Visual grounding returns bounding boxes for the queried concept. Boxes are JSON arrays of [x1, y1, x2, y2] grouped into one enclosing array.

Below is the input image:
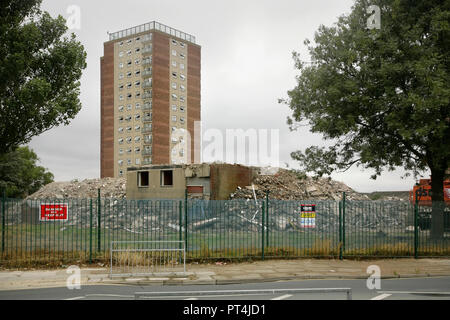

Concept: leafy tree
[[0, 0, 87, 155], [281, 0, 449, 238], [0, 146, 54, 198]]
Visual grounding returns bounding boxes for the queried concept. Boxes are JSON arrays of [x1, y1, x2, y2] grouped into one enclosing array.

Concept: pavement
[[0, 258, 450, 291]]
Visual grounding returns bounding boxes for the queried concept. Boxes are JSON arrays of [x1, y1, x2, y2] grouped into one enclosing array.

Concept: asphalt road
[[0, 277, 449, 300]]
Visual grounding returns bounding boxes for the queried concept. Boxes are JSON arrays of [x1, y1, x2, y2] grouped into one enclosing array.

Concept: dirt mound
[[27, 177, 126, 199], [230, 169, 369, 201]]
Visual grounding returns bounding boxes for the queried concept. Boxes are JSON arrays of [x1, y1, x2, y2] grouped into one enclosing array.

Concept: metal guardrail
[[134, 288, 352, 300], [110, 241, 185, 278]]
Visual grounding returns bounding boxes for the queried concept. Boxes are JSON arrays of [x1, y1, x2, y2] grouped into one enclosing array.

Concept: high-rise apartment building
[[100, 21, 201, 178]]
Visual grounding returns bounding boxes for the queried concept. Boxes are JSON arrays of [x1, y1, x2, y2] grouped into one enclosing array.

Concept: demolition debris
[[230, 169, 370, 201]]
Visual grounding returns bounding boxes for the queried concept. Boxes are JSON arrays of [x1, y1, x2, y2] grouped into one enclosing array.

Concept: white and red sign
[[40, 204, 69, 221]]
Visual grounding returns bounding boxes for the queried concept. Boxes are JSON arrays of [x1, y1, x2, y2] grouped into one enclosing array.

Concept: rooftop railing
[[109, 21, 196, 44]]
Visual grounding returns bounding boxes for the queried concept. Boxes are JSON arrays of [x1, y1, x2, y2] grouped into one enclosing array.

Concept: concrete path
[[0, 258, 449, 290]]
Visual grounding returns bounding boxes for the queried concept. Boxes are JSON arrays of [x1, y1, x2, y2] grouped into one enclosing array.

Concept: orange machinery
[[409, 179, 450, 205], [409, 178, 450, 231]]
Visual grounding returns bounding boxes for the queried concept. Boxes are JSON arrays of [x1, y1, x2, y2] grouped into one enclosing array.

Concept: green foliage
[[282, 0, 449, 183], [0, 146, 54, 198], [0, 0, 87, 155]]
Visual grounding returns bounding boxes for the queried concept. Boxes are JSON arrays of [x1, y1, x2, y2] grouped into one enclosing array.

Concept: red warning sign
[[40, 204, 68, 221]]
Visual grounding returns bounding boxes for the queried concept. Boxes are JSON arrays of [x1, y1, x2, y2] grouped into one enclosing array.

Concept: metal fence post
[[339, 201, 343, 260], [1, 189, 5, 257], [184, 189, 188, 256], [342, 192, 346, 254], [414, 200, 419, 259], [179, 200, 182, 263], [89, 199, 93, 263], [261, 201, 265, 261], [97, 189, 101, 252], [265, 191, 269, 248]]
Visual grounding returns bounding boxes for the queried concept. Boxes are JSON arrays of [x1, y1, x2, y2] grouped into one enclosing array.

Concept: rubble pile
[[230, 169, 370, 201], [27, 178, 127, 199]]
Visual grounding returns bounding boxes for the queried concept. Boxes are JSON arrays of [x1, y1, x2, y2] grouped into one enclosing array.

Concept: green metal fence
[[0, 193, 449, 266]]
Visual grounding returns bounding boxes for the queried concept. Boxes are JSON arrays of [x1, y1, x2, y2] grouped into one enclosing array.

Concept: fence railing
[[0, 193, 449, 266]]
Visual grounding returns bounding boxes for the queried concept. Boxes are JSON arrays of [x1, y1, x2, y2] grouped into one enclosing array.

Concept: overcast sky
[[28, 0, 427, 193]]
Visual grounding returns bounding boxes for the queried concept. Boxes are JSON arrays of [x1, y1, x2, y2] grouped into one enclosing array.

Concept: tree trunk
[[430, 167, 445, 240]]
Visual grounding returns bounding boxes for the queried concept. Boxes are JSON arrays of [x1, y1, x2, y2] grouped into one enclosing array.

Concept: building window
[[135, 70, 141, 76], [171, 49, 177, 56], [118, 138, 124, 144], [127, 39, 132, 44], [118, 160, 123, 166], [126, 126, 132, 132], [160, 170, 173, 186], [135, 81, 141, 87], [171, 93, 177, 101], [134, 136, 141, 142], [119, 73, 124, 80], [119, 41, 124, 46], [119, 95, 124, 101], [118, 127, 124, 133], [172, 72, 177, 78], [135, 125, 141, 131], [180, 84, 185, 92], [180, 74, 186, 81], [127, 148, 132, 154], [179, 96, 185, 102], [127, 93, 132, 99], [126, 137, 132, 143], [135, 48, 140, 53], [179, 42, 185, 48], [119, 62, 124, 69], [179, 53, 185, 59], [127, 83, 132, 89], [135, 147, 141, 154], [135, 114, 141, 121], [127, 71, 132, 78], [135, 92, 141, 99], [180, 117, 185, 124], [172, 82, 177, 90], [119, 105, 124, 112], [179, 106, 185, 112], [138, 171, 149, 187], [135, 158, 141, 165], [171, 105, 177, 111], [118, 116, 124, 123], [180, 63, 185, 70], [171, 39, 177, 46], [127, 50, 132, 56], [127, 60, 132, 66], [126, 104, 132, 111], [119, 149, 124, 155], [172, 61, 177, 67], [127, 159, 132, 165], [172, 115, 177, 122], [119, 170, 123, 177], [135, 103, 141, 109]]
